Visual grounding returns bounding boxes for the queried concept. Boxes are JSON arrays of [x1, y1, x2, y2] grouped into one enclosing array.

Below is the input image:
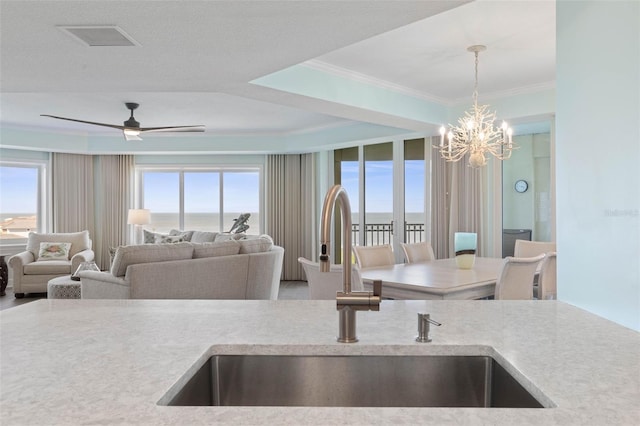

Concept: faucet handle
[[372, 279, 382, 297], [368, 279, 382, 311]]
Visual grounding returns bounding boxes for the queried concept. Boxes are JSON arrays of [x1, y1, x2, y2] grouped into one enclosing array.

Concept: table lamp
[[127, 208, 150, 244]]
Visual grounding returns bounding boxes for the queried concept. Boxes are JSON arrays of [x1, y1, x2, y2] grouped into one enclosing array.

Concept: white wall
[[556, 1, 640, 330]]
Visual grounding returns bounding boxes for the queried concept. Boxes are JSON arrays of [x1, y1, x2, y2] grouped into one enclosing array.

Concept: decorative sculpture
[[229, 213, 250, 234]]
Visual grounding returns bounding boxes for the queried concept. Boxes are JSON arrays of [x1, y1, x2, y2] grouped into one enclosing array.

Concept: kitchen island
[[1, 299, 638, 425]]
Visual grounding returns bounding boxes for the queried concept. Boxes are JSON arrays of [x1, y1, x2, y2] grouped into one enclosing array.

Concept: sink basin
[[164, 355, 545, 408]]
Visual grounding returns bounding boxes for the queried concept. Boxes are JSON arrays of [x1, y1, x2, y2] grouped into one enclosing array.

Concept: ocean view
[[0, 212, 426, 241]]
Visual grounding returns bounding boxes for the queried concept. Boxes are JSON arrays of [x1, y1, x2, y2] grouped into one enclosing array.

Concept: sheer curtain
[[265, 153, 316, 280], [52, 152, 95, 236], [93, 155, 134, 269]]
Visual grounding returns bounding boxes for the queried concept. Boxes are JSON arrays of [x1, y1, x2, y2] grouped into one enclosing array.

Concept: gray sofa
[[80, 237, 283, 300]]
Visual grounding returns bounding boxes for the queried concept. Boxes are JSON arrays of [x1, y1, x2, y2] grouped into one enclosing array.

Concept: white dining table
[[360, 257, 507, 300]]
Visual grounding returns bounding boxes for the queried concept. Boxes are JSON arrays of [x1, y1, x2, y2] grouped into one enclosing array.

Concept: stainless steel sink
[[164, 355, 545, 408]]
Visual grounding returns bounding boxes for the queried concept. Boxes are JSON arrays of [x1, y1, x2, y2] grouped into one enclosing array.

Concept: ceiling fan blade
[[41, 114, 126, 130], [140, 125, 205, 134]]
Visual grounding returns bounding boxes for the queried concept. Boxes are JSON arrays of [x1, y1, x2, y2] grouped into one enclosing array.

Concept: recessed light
[[57, 25, 140, 47]]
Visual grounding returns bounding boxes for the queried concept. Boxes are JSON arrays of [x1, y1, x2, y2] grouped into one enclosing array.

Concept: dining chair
[[352, 244, 395, 269], [298, 257, 364, 300], [513, 240, 556, 258], [513, 240, 556, 296], [536, 252, 557, 300], [400, 242, 435, 263], [494, 254, 545, 300]]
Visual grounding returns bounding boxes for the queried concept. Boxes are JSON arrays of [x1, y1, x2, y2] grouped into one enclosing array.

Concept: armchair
[[8, 231, 94, 298]]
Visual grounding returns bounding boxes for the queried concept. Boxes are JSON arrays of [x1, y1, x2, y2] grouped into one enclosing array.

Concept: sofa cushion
[[110, 242, 194, 277], [27, 231, 91, 260], [238, 235, 274, 254], [38, 242, 71, 261], [24, 260, 72, 275], [169, 229, 195, 241], [192, 240, 241, 259], [189, 231, 218, 243]]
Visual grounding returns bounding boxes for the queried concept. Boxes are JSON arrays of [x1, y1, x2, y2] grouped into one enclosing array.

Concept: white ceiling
[[0, 0, 555, 145]]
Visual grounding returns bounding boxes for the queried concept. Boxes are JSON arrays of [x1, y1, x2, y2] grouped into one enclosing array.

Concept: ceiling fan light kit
[[41, 102, 205, 141]]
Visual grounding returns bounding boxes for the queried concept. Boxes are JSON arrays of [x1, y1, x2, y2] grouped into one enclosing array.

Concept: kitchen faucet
[[319, 185, 382, 343]]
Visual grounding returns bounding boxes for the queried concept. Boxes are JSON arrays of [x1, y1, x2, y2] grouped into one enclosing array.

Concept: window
[[138, 167, 261, 234], [0, 162, 47, 241], [334, 139, 429, 261]]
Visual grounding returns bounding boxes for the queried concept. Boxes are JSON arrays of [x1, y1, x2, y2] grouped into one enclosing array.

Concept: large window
[[0, 162, 47, 241], [138, 167, 261, 234], [334, 139, 429, 262]]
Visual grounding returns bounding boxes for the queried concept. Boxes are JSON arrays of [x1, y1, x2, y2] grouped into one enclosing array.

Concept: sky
[[143, 171, 259, 213], [0, 163, 424, 216], [0, 166, 38, 213], [341, 160, 425, 213]]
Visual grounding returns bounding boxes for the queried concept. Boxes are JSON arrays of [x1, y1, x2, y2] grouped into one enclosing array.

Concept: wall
[[502, 133, 551, 242], [557, 1, 640, 330]]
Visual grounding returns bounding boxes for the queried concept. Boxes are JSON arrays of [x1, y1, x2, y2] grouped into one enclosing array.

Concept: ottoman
[[47, 275, 81, 299]]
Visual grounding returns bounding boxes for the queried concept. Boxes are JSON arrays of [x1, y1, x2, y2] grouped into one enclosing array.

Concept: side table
[[47, 275, 82, 299]]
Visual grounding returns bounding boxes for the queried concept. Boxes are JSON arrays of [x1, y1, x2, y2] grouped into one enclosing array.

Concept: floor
[[0, 281, 310, 311]]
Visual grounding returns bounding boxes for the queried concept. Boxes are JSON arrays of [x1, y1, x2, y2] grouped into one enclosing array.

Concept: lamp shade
[[127, 209, 150, 225]]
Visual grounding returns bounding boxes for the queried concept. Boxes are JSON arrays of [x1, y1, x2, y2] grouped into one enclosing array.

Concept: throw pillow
[[214, 233, 245, 242], [143, 229, 163, 244], [190, 231, 218, 243], [238, 234, 273, 254], [169, 229, 195, 241], [38, 242, 72, 261], [155, 235, 185, 244]]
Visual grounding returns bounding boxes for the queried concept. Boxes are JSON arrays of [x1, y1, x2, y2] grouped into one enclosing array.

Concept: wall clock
[[515, 179, 529, 193]]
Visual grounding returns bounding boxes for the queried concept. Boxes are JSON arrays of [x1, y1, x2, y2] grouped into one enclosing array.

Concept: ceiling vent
[[58, 25, 140, 47]]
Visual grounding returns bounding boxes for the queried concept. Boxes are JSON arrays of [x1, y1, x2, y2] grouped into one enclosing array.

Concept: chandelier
[[437, 45, 513, 168]]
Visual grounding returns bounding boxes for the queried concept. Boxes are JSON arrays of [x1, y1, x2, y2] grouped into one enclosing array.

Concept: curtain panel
[[93, 155, 134, 269], [430, 140, 484, 258], [265, 153, 316, 281], [52, 152, 96, 238], [51, 153, 133, 270]]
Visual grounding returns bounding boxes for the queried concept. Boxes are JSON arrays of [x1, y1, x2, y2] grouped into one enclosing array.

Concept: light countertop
[[1, 299, 639, 425]]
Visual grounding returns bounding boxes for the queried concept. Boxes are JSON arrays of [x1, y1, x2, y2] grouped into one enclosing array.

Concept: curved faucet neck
[[320, 185, 352, 294]]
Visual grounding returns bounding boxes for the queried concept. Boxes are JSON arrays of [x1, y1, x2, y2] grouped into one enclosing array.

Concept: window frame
[[135, 165, 264, 234], [0, 160, 49, 245]]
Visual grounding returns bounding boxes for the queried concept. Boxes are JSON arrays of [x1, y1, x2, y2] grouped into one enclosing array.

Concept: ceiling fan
[[41, 102, 205, 141]]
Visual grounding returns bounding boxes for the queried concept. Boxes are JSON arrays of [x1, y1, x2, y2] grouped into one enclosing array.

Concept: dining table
[[360, 257, 507, 300]]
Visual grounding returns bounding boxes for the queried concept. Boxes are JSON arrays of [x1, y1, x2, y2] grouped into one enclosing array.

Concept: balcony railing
[[351, 222, 425, 245]]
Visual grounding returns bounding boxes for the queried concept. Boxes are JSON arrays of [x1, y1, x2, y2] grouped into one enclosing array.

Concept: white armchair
[[8, 231, 94, 298]]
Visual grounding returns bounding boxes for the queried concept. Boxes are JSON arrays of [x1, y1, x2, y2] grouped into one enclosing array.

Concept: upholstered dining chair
[[536, 252, 557, 300], [352, 244, 395, 269], [298, 257, 364, 300], [513, 240, 556, 258], [514, 240, 556, 296], [494, 254, 545, 300], [400, 242, 435, 264]]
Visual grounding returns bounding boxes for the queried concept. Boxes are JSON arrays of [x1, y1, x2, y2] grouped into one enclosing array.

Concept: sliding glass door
[[334, 139, 429, 263]]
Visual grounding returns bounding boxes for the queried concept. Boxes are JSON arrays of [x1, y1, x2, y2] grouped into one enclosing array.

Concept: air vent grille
[[58, 26, 139, 47]]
